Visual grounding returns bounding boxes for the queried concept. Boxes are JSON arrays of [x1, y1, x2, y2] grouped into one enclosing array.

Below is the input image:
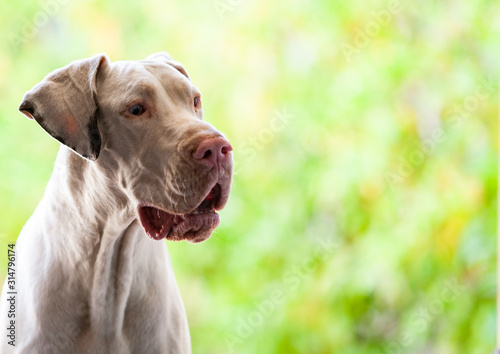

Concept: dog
[[0, 52, 233, 353]]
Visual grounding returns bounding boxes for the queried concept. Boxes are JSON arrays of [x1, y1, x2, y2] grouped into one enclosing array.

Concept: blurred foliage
[[0, 0, 497, 353]]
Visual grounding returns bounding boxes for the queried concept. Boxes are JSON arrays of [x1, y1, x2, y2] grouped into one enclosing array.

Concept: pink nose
[[193, 137, 233, 169]]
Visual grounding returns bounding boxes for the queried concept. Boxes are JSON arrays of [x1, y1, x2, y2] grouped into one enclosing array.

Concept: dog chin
[[138, 206, 220, 242], [137, 184, 223, 242], [168, 212, 220, 243]]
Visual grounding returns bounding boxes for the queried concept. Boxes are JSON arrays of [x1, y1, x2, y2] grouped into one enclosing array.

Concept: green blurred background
[[0, 0, 497, 353]]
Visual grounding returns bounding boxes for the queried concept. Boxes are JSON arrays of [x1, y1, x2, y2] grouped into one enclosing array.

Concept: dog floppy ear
[[146, 51, 190, 79], [19, 54, 109, 161]]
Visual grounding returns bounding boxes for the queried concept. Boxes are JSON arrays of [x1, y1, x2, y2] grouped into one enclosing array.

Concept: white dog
[[0, 52, 233, 353]]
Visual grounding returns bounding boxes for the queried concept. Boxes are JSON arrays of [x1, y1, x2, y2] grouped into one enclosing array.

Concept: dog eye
[[129, 104, 145, 116], [194, 96, 200, 108]]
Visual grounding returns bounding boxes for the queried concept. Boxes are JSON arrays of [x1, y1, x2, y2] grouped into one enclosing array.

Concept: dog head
[[19, 52, 233, 243]]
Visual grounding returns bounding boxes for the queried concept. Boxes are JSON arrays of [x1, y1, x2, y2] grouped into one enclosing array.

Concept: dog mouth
[[138, 184, 222, 243]]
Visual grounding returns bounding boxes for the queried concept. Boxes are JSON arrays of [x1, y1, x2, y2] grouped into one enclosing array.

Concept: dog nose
[[193, 137, 233, 169]]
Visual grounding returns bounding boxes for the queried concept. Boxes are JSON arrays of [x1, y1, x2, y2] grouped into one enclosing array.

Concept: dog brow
[[123, 81, 156, 101]]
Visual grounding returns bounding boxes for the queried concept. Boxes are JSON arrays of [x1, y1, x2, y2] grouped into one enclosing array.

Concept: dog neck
[[44, 146, 135, 252], [41, 146, 143, 337]]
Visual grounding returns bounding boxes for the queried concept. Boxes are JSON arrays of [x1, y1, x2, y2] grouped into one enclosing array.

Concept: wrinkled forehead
[[101, 59, 194, 101]]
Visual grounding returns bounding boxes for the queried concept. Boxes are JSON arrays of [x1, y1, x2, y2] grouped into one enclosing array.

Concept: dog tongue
[[139, 206, 176, 240]]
